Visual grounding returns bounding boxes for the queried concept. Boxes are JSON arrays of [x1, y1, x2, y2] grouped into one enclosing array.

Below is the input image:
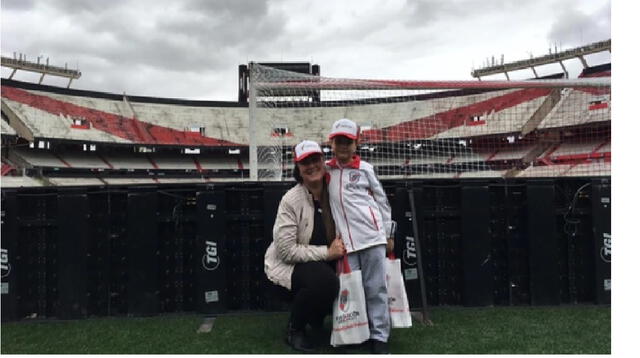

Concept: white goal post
[[248, 63, 611, 181]]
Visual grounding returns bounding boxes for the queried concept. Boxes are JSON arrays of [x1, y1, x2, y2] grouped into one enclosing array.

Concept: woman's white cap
[[294, 140, 323, 162]]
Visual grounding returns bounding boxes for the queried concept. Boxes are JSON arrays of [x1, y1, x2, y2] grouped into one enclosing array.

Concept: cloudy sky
[[2, 0, 611, 101]]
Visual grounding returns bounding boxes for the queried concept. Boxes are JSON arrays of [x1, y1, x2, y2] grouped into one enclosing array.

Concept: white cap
[[329, 118, 358, 140], [293, 140, 323, 162]]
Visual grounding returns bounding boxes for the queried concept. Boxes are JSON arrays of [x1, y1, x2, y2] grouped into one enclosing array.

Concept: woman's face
[[297, 153, 325, 184]]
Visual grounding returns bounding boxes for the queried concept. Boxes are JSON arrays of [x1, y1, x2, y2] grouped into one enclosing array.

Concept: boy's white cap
[[293, 140, 323, 162], [329, 118, 358, 140]]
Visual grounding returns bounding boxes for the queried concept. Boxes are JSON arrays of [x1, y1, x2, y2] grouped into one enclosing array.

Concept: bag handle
[[335, 256, 352, 275], [343, 256, 352, 274]]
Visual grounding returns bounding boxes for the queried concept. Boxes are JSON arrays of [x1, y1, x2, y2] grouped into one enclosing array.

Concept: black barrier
[[16, 191, 58, 319], [392, 186, 423, 310], [504, 185, 531, 305], [156, 189, 196, 313], [56, 189, 89, 319], [87, 191, 110, 317], [224, 186, 263, 310], [108, 191, 128, 315], [195, 189, 227, 314], [591, 179, 611, 304], [554, 180, 596, 304], [0, 178, 611, 321], [1, 191, 18, 321], [527, 182, 561, 305], [424, 184, 463, 306], [460, 184, 492, 306], [488, 184, 509, 305], [126, 190, 159, 315]]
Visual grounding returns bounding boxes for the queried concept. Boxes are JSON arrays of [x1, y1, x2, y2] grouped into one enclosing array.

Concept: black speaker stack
[[1, 178, 611, 321]]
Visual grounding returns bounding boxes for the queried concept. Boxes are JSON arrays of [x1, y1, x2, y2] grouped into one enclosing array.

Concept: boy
[[325, 118, 395, 354]]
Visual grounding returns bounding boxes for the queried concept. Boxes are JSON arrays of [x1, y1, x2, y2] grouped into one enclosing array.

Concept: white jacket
[[264, 183, 330, 290], [326, 155, 393, 253]]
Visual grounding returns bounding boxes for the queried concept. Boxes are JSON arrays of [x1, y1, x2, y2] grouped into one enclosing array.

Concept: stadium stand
[[0, 61, 611, 186], [46, 177, 106, 186], [57, 151, 112, 169], [539, 88, 610, 129], [490, 144, 537, 161], [151, 153, 200, 170], [1, 81, 246, 146], [518, 163, 574, 177], [1, 116, 17, 137], [0, 175, 43, 187], [435, 89, 551, 139], [10, 148, 67, 168], [103, 152, 155, 170], [198, 155, 245, 170]]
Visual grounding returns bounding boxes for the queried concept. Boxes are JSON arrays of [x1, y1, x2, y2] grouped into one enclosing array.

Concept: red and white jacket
[[326, 155, 393, 253]]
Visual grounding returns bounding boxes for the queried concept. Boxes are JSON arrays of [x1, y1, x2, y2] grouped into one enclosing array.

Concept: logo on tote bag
[[339, 289, 350, 312]]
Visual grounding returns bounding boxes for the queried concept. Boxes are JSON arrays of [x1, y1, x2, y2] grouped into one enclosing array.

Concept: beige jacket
[[264, 183, 330, 290]]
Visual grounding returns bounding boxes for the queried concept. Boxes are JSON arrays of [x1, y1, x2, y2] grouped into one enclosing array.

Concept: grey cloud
[[547, 2, 611, 47], [42, 0, 127, 14], [160, 9, 286, 53], [36, 0, 285, 73], [1, 0, 36, 11], [403, 0, 520, 27], [181, 0, 269, 19]]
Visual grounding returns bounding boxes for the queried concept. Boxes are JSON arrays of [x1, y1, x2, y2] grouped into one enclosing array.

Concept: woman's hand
[[386, 238, 395, 255], [327, 235, 346, 260]]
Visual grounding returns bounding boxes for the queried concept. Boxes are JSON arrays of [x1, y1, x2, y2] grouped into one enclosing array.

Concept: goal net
[[249, 63, 611, 181]]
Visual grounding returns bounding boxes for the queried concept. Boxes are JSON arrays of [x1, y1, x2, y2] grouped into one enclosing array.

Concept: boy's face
[[331, 135, 357, 163]]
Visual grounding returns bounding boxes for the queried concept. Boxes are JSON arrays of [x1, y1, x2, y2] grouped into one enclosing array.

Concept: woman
[[264, 140, 346, 353]]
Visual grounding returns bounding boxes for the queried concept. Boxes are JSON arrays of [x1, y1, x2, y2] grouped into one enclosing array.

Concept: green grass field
[[1, 305, 610, 354]]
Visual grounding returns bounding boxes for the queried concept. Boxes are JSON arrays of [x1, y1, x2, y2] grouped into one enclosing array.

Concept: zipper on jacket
[[339, 167, 355, 250], [369, 206, 379, 231]]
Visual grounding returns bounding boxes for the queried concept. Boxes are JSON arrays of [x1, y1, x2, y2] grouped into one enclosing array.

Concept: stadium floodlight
[[471, 39, 611, 80], [1, 53, 81, 88]]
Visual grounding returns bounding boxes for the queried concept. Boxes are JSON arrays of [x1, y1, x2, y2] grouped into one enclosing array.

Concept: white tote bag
[[385, 253, 412, 328], [330, 257, 371, 346]]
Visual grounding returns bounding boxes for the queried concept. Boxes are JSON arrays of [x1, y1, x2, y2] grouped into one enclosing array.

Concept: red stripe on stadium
[[485, 150, 500, 161], [589, 102, 608, 110], [98, 154, 114, 169], [53, 153, 73, 168], [1, 86, 241, 146], [193, 157, 204, 173], [466, 119, 486, 126], [360, 88, 552, 142], [591, 140, 610, 155], [146, 154, 159, 169], [1, 162, 15, 176]]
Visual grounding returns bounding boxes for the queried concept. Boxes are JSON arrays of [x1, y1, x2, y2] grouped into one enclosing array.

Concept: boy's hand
[[386, 238, 394, 255]]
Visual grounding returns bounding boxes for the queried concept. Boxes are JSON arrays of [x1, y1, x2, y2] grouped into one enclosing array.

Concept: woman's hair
[[292, 154, 335, 244], [319, 178, 336, 245], [293, 164, 303, 183]]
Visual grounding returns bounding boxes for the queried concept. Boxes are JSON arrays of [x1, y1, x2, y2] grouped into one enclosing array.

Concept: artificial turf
[[0, 305, 610, 354]]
